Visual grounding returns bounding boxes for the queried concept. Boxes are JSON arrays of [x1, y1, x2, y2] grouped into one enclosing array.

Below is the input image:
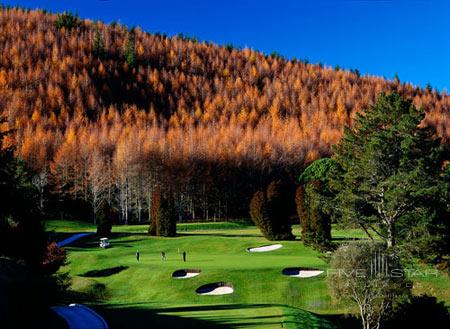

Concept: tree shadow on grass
[[149, 303, 270, 313], [321, 314, 360, 329], [80, 266, 129, 278], [107, 238, 148, 245], [331, 237, 369, 241], [49, 302, 346, 329], [109, 232, 149, 238], [385, 295, 450, 329], [92, 304, 234, 329], [61, 282, 109, 304], [90, 303, 345, 328], [177, 232, 262, 238], [322, 295, 450, 329]]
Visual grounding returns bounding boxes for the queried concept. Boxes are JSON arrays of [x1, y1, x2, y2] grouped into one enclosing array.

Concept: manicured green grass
[[45, 219, 96, 232], [45, 219, 250, 234], [48, 219, 449, 328], [411, 263, 450, 307], [177, 221, 251, 231]]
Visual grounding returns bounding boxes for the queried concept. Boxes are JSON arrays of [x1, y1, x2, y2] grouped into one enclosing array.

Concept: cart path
[[52, 304, 108, 329], [56, 232, 95, 247]]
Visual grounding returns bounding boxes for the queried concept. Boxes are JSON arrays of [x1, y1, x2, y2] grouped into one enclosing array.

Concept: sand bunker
[[282, 267, 324, 278], [247, 244, 283, 252], [172, 269, 201, 279], [196, 282, 234, 295]]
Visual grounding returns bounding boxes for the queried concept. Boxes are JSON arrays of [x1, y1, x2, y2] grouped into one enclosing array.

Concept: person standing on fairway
[[182, 251, 186, 262], [161, 251, 166, 261], [136, 250, 140, 262]]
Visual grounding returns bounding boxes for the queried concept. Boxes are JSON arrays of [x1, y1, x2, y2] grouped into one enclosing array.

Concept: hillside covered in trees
[[0, 7, 449, 222]]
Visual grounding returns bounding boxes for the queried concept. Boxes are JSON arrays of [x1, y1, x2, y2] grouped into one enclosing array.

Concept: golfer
[[182, 251, 186, 262], [136, 250, 140, 262], [161, 251, 166, 261]]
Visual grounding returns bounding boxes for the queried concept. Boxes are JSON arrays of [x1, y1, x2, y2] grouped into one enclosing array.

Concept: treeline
[[0, 125, 68, 327], [0, 7, 449, 222]]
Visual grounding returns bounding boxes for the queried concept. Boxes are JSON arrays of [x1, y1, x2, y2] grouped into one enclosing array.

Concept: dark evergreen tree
[[148, 186, 160, 236], [331, 93, 448, 254], [298, 157, 338, 184], [250, 181, 294, 241], [96, 200, 112, 237], [92, 28, 105, 57], [124, 33, 136, 67], [306, 180, 331, 247], [249, 190, 272, 239], [0, 124, 67, 327], [266, 180, 294, 240], [297, 158, 336, 248], [148, 186, 176, 237], [295, 185, 310, 241], [156, 195, 177, 237], [0, 130, 46, 267], [295, 181, 331, 249], [54, 12, 80, 30]]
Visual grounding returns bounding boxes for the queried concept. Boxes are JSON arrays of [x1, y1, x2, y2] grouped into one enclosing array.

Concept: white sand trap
[[178, 272, 199, 279], [247, 244, 283, 252], [282, 267, 324, 278], [196, 282, 234, 295], [172, 269, 201, 279], [292, 270, 324, 278], [200, 286, 234, 295]]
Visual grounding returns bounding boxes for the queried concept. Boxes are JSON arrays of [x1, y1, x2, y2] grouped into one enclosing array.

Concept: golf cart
[[99, 237, 110, 248]]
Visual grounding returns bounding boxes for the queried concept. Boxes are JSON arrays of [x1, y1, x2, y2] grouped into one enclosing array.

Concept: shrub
[[41, 242, 67, 275], [249, 190, 272, 239], [328, 243, 410, 329], [250, 180, 294, 241]]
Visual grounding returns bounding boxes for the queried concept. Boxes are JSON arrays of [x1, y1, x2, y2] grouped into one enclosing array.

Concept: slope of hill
[[0, 7, 449, 221]]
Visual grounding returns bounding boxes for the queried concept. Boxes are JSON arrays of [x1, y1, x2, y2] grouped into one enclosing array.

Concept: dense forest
[[0, 7, 449, 223]]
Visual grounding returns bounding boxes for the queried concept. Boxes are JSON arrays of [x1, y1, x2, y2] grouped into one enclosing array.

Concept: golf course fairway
[[47, 221, 450, 329]]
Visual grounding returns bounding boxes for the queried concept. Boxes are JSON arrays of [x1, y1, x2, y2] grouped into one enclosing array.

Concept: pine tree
[[249, 190, 272, 240], [124, 33, 136, 67], [156, 195, 177, 237], [148, 187, 176, 237], [266, 180, 294, 240], [306, 180, 331, 248], [54, 12, 79, 30], [92, 28, 105, 57], [331, 93, 448, 251], [0, 127, 46, 267], [295, 185, 310, 241], [96, 200, 112, 237], [0, 123, 68, 327], [148, 186, 160, 236], [250, 181, 294, 241]]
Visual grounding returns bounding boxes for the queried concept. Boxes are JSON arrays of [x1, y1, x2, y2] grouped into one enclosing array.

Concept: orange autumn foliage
[[0, 7, 448, 220]]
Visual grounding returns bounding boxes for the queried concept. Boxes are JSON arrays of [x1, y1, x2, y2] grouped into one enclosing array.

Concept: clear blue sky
[[2, 0, 450, 91]]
